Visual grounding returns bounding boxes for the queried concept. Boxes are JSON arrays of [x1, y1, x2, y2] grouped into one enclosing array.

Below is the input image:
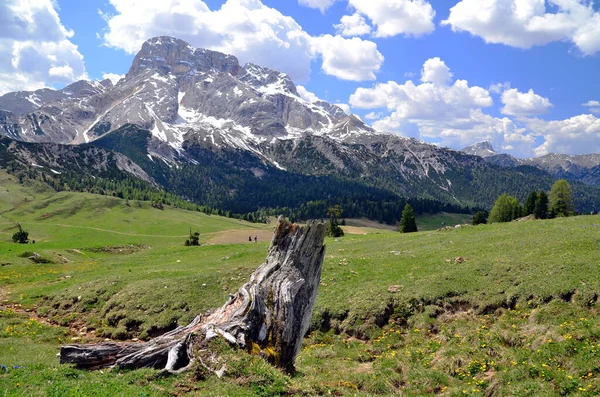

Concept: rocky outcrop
[[461, 141, 497, 158], [0, 36, 350, 148]]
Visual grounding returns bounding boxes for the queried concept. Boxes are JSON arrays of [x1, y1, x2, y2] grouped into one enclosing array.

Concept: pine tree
[[524, 191, 538, 216], [399, 204, 418, 233], [549, 179, 574, 217], [185, 229, 200, 246], [533, 191, 549, 219], [326, 205, 344, 237], [12, 224, 29, 244]]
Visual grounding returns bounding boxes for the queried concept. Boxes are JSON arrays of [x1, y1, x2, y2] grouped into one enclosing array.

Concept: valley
[[1, 175, 600, 395]]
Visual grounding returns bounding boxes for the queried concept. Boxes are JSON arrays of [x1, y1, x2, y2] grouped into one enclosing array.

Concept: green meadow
[[2, 171, 600, 396]]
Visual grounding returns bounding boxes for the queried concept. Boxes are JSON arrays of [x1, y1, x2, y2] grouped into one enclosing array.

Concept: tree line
[[483, 179, 576, 224]]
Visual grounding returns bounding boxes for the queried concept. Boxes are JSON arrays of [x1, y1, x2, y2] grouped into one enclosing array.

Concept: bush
[[326, 219, 344, 237], [489, 194, 521, 223], [12, 224, 29, 244], [472, 211, 488, 225], [185, 230, 200, 246]]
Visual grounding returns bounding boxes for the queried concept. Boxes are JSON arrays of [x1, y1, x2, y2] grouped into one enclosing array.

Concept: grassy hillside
[[343, 212, 473, 233], [416, 212, 474, 231], [2, 176, 600, 395]]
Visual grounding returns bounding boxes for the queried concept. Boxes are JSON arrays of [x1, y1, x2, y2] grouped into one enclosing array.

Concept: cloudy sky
[[1, 0, 600, 157]]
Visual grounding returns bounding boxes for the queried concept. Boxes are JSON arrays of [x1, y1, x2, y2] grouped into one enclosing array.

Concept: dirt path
[[341, 226, 370, 235], [207, 229, 275, 245], [23, 222, 190, 238]]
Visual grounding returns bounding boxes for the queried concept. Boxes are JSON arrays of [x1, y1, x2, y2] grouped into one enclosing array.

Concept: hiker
[[254, 235, 258, 243], [248, 236, 252, 242]]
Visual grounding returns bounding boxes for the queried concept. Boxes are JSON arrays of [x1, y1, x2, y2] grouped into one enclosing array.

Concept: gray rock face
[[522, 153, 600, 186], [128, 36, 241, 77], [461, 141, 497, 158], [463, 141, 600, 185], [2, 35, 599, 191], [0, 36, 348, 148], [0, 80, 112, 116], [0, 136, 153, 184], [0, 88, 67, 116]]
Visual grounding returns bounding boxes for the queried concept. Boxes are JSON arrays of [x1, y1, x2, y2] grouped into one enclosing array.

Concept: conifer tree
[[326, 205, 344, 237], [533, 191, 549, 219], [12, 224, 29, 244], [524, 191, 538, 216], [549, 180, 574, 217], [399, 204, 418, 233], [185, 229, 200, 246]]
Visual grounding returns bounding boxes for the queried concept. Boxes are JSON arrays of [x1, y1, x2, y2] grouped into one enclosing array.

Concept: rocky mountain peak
[[62, 79, 112, 98], [461, 141, 497, 157], [128, 36, 241, 78], [0, 78, 112, 116]]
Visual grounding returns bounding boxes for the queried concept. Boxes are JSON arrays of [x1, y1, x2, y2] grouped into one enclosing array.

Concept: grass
[[342, 212, 474, 233], [2, 171, 600, 395], [416, 212, 474, 231]]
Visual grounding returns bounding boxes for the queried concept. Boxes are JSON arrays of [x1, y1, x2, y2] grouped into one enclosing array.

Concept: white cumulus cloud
[[335, 13, 372, 37], [365, 111, 383, 120], [296, 85, 320, 103], [311, 35, 383, 81], [342, 0, 436, 38], [350, 57, 599, 157], [489, 82, 511, 94], [583, 100, 600, 115], [101, 0, 383, 82], [335, 103, 352, 114], [348, 57, 547, 156], [298, 0, 338, 12], [442, 0, 600, 55], [350, 58, 492, 120], [420, 57, 452, 86], [102, 73, 125, 85], [0, 0, 86, 95], [500, 88, 553, 117], [527, 114, 600, 156]]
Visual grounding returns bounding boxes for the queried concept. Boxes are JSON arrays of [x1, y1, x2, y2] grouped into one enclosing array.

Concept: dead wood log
[[60, 217, 326, 373]]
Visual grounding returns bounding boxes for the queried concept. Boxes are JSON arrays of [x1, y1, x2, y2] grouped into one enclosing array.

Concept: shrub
[[12, 224, 29, 244], [185, 230, 200, 246], [472, 211, 488, 225]]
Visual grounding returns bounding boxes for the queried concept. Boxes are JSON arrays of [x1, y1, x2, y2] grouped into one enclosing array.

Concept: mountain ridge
[[461, 141, 600, 186], [1, 36, 599, 216]]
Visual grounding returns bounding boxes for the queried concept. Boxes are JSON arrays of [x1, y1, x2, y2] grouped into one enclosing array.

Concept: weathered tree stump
[[60, 217, 326, 374]]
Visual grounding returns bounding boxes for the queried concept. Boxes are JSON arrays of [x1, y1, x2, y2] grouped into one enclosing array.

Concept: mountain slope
[[462, 141, 600, 186], [461, 141, 497, 158], [1, 36, 599, 216]]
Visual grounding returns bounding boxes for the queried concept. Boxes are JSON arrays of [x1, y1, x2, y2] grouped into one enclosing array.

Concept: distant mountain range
[[461, 142, 600, 186], [1, 36, 599, 216]]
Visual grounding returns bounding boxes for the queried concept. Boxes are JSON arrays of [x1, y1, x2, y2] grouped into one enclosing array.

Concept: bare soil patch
[[206, 229, 274, 245], [341, 226, 370, 235], [343, 218, 396, 230]]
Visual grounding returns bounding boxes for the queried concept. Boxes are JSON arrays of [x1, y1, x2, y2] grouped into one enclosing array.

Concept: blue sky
[[2, 0, 600, 157]]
